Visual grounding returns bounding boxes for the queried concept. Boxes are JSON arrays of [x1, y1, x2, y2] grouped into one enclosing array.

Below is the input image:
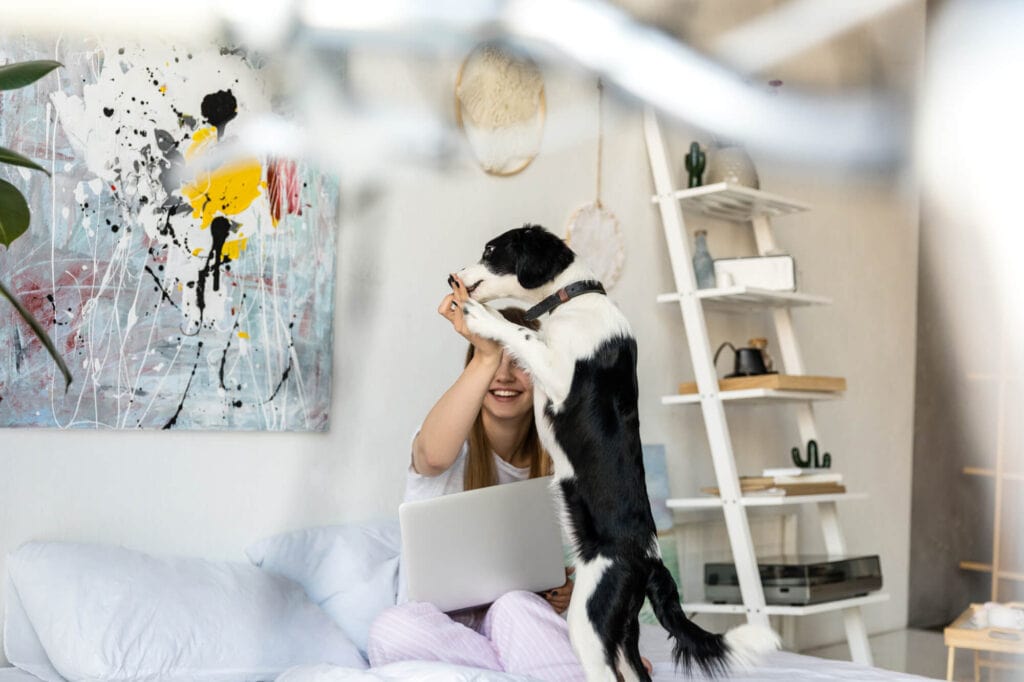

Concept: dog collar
[[524, 280, 607, 321]]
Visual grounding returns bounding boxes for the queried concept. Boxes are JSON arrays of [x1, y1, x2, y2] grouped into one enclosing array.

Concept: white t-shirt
[[404, 439, 531, 503]]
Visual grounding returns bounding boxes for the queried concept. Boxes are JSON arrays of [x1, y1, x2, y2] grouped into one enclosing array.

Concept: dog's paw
[[462, 299, 507, 340]]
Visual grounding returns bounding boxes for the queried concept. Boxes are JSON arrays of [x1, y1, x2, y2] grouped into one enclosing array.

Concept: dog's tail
[[646, 560, 780, 676]]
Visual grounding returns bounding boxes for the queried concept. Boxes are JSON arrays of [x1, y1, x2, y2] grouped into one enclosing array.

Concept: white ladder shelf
[[643, 110, 887, 665]]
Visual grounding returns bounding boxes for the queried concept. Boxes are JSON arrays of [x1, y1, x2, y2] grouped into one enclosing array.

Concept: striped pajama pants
[[367, 590, 585, 681]]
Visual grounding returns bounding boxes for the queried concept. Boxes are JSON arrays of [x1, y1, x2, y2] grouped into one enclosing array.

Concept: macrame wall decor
[[565, 79, 625, 289], [454, 43, 546, 176]]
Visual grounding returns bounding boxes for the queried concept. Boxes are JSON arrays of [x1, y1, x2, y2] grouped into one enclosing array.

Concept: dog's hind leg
[[567, 557, 619, 682], [617, 615, 649, 682]]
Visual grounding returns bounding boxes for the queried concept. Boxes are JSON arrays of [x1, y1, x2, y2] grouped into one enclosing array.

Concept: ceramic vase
[[706, 144, 759, 189]]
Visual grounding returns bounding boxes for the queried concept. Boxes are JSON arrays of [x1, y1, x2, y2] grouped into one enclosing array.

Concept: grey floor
[[803, 628, 1023, 681]]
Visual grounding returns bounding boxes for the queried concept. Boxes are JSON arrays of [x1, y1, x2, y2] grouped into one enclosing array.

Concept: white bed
[[1, 623, 939, 682], [0, 670, 39, 682], [2, 536, 941, 682]]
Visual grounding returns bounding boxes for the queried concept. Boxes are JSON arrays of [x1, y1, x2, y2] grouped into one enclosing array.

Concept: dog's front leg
[[461, 299, 571, 406]]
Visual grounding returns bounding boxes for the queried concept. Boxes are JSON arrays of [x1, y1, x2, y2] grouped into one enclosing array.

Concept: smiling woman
[[410, 282, 550, 493], [462, 306, 548, 490], [364, 276, 591, 680]]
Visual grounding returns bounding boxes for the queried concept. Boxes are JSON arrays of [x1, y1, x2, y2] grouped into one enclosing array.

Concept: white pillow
[[5, 542, 366, 681], [4, 575, 65, 682], [246, 521, 401, 657]]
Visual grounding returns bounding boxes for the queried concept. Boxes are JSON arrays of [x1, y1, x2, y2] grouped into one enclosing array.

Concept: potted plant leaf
[[0, 59, 72, 390]]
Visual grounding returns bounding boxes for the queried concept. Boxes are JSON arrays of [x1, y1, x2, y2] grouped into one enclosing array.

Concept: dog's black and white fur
[[457, 225, 778, 682]]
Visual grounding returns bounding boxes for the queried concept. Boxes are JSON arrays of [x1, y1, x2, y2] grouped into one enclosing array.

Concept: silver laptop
[[399, 476, 566, 612]]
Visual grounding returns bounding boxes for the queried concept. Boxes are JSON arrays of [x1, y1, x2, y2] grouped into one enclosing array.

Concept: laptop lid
[[399, 475, 566, 613]]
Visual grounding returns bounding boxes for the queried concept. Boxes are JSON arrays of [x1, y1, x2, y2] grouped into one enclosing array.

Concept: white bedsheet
[[0, 624, 941, 682], [272, 625, 940, 682], [639, 624, 937, 681], [0, 669, 44, 682]]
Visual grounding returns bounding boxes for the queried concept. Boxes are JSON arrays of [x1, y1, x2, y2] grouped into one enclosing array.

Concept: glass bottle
[[692, 230, 716, 289]]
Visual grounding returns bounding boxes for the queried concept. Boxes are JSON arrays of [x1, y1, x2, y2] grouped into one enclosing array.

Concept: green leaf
[[0, 178, 30, 247], [0, 279, 73, 391], [0, 60, 62, 91], [0, 145, 50, 176]]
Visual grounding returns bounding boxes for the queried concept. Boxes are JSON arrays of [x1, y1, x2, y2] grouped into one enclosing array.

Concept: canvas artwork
[[0, 37, 337, 430]]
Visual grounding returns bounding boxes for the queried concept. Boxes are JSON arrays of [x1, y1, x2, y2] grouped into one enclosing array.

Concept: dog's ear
[[515, 226, 574, 289]]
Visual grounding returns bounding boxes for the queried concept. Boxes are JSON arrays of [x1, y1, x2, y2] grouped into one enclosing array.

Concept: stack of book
[[701, 468, 845, 497]]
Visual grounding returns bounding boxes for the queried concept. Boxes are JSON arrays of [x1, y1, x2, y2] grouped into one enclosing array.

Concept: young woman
[[366, 276, 651, 680], [366, 274, 584, 681]]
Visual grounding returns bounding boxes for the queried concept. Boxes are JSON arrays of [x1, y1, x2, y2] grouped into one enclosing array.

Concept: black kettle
[[714, 338, 775, 378]]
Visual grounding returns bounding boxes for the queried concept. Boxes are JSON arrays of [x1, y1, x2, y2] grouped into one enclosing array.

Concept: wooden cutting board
[[678, 374, 846, 395]]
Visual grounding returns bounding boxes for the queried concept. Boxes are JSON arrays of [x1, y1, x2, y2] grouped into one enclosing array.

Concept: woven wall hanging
[[455, 43, 546, 176], [565, 79, 625, 288]]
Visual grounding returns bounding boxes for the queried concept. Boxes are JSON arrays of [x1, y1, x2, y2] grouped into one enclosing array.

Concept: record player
[[704, 555, 882, 606]]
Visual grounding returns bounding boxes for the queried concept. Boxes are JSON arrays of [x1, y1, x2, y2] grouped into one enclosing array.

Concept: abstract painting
[[0, 37, 337, 430]]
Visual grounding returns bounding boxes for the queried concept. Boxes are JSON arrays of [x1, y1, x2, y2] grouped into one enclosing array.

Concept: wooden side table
[[944, 603, 1024, 681]]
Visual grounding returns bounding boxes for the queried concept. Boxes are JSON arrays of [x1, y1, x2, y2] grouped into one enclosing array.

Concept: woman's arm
[[412, 277, 502, 476], [413, 352, 498, 475]]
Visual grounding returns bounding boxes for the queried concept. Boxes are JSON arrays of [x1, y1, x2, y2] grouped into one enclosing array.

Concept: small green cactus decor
[[791, 439, 832, 468], [684, 141, 705, 188]]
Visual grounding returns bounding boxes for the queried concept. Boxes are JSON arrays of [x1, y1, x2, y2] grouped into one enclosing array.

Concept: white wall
[[0, 11, 922, 659]]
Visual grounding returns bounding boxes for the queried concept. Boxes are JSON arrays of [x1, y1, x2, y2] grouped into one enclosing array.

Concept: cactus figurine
[[684, 142, 705, 188], [807, 440, 819, 468], [791, 439, 833, 468]]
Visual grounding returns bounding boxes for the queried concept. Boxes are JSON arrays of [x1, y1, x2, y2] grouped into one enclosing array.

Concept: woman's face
[[482, 352, 534, 422]]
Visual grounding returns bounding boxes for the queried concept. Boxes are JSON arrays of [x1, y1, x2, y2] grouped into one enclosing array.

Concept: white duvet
[[274, 652, 938, 682], [274, 624, 940, 682], [2, 541, 938, 682], [276, 661, 533, 682]]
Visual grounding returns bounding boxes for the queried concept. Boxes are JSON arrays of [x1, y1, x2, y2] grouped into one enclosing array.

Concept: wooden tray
[[944, 603, 1024, 655], [678, 374, 847, 395]]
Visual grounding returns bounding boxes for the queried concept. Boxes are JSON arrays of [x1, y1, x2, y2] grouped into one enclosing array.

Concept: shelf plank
[[652, 182, 810, 221], [663, 389, 843, 405], [962, 467, 1024, 481], [959, 561, 1024, 582], [667, 492, 868, 510], [657, 287, 831, 312], [678, 375, 846, 396], [682, 592, 889, 617]]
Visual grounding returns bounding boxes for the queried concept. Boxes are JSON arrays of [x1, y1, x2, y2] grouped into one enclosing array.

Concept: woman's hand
[[438, 274, 501, 360], [542, 567, 574, 614]]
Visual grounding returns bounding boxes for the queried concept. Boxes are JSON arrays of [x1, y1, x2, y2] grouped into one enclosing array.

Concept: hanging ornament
[[454, 43, 546, 176], [565, 79, 625, 288]]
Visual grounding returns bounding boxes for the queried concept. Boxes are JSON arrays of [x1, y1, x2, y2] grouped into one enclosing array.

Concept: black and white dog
[[457, 225, 778, 682]]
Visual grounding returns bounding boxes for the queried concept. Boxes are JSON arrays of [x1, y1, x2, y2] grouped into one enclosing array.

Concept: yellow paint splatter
[[222, 235, 248, 261], [182, 151, 263, 229], [159, 85, 167, 93], [185, 126, 218, 161], [192, 248, 203, 257], [238, 331, 250, 340]]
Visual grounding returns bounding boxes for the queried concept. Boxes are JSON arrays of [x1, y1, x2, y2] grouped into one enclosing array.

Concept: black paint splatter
[[103, 107, 114, 117], [143, 265, 180, 310], [263, 320, 296, 405], [193, 216, 233, 327], [162, 341, 203, 430], [264, 354, 292, 405], [201, 89, 237, 138], [217, 294, 245, 391]]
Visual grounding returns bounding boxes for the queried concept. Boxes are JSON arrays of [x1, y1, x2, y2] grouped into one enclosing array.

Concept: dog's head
[[457, 224, 576, 302]]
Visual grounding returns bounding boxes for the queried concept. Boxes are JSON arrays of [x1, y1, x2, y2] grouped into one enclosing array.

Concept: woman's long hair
[[464, 307, 552, 490]]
